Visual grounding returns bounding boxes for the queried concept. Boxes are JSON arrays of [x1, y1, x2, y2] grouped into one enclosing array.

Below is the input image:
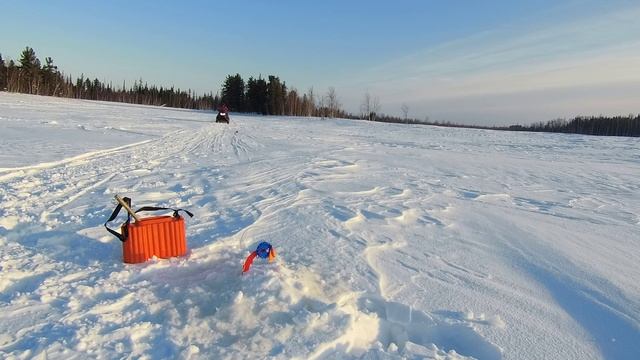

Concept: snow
[[1, 92, 639, 359]]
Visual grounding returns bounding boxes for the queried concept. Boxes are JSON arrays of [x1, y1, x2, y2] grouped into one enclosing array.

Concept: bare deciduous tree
[[326, 87, 341, 118], [286, 88, 299, 115], [305, 87, 315, 117], [317, 94, 327, 119], [360, 91, 381, 121], [372, 95, 380, 121], [360, 92, 370, 120], [401, 103, 409, 122]]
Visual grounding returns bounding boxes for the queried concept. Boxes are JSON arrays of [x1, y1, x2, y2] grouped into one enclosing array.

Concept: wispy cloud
[[340, 5, 640, 124]]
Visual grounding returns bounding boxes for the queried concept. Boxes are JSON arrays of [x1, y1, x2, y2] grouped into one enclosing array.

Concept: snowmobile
[[216, 105, 230, 124], [216, 111, 230, 124]]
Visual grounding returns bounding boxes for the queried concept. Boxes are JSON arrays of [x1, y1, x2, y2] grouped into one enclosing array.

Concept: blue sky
[[1, 0, 639, 125]]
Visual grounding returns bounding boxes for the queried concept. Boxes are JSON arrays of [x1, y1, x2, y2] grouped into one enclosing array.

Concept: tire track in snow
[[39, 173, 117, 224], [0, 126, 222, 227], [0, 139, 153, 181]]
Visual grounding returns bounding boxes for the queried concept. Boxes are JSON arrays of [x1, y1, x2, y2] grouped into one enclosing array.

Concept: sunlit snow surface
[[1, 93, 639, 359]]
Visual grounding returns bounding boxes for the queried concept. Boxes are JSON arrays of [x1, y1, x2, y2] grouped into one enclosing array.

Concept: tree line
[[0, 46, 375, 119], [506, 115, 640, 137], [1, 46, 638, 137], [0, 46, 350, 116], [0, 47, 217, 109], [220, 73, 346, 118]]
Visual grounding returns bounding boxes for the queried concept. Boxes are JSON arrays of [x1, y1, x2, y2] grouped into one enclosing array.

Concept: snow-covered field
[[1, 92, 639, 360]]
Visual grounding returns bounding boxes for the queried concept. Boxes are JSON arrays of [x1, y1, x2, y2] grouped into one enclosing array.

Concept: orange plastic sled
[[122, 215, 188, 263], [105, 196, 193, 264]]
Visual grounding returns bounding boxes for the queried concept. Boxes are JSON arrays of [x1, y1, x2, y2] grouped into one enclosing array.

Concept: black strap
[[104, 197, 131, 242], [104, 199, 194, 242], [135, 206, 194, 219]]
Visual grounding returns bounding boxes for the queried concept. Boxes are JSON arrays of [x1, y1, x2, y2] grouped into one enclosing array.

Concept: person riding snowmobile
[[216, 104, 230, 123]]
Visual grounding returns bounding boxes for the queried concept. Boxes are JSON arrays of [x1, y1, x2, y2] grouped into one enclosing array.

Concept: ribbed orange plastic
[[121, 215, 187, 264]]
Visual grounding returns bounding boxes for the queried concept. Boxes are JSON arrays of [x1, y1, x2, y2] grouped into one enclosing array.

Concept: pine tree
[[221, 73, 245, 111], [246, 76, 257, 112], [19, 46, 41, 94], [267, 75, 286, 115], [246, 75, 268, 114], [41, 57, 59, 96]]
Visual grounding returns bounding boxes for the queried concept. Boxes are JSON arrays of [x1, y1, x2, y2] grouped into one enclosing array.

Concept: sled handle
[[115, 195, 141, 222]]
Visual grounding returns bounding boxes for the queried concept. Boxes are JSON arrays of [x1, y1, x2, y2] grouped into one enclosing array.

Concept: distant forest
[[0, 47, 216, 110], [1, 46, 638, 137]]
